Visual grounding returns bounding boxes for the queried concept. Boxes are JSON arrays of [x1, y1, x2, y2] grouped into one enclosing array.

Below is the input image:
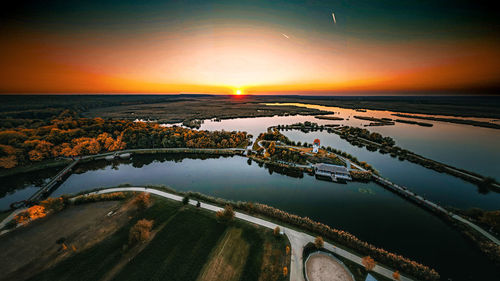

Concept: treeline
[[455, 208, 500, 236], [0, 95, 187, 129], [337, 126, 395, 146], [149, 186, 439, 281], [270, 146, 308, 165], [392, 113, 500, 130], [0, 111, 248, 169], [258, 129, 292, 144]]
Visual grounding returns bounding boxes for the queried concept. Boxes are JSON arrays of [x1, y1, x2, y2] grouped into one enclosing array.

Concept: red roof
[[313, 139, 320, 144]]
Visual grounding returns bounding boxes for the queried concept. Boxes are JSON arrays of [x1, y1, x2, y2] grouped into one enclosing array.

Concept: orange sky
[[1, 4, 499, 94]]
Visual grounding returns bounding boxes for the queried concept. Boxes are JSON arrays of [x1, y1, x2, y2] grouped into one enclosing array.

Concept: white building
[[312, 139, 320, 153], [314, 163, 352, 182]]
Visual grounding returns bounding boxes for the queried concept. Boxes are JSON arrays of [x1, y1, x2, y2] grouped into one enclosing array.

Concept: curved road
[[91, 187, 413, 281]]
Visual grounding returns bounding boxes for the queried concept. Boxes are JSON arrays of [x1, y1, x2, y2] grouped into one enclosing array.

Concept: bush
[[132, 192, 151, 209], [73, 192, 127, 205], [129, 219, 154, 246], [39, 197, 67, 213], [216, 205, 235, 223], [182, 195, 189, 205], [274, 226, 281, 237], [362, 256, 376, 271], [314, 236, 324, 249], [14, 205, 47, 225]]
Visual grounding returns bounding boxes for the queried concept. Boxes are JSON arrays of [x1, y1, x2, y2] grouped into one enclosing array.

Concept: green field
[[112, 208, 227, 281], [28, 196, 289, 281]]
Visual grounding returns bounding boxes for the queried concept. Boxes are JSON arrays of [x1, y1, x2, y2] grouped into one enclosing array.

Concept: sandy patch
[[305, 253, 354, 281]]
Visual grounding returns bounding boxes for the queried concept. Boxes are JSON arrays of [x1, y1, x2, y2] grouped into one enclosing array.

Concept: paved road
[[92, 187, 413, 281]]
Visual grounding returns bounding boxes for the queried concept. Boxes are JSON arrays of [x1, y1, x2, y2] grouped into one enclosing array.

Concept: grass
[[28, 197, 180, 281], [256, 230, 290, 281], [28, 194, 291, 281], [197, 227, 250, 281], [197, 218, 290, 281], [112, 208, 227, 281]]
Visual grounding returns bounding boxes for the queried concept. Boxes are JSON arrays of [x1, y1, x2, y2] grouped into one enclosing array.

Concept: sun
[[235, 89, 243, 95]]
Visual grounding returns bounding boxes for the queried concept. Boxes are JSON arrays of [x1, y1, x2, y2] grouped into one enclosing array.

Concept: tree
[[314, 236, 324, 249], [133, 192, 151, 209], [268, 141, 276, 155], [216, 205, 235, 223], [286, 245, 290, 255], [14, 205, 47, 225], [362, 256, 376, 271], [40, 197, 66, 212], [393, 270, 401, 280], [273, 226, 280, 236], [283, 266, 288, 277], [29, 150, 44, 161], [129, 219, 154, 245], [196, 201, 201, 208], [0, 155, 17, 168], [182, 195, 189, 205]]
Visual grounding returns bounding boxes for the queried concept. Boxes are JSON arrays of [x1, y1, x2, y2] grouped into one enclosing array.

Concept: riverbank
[[0, 159, 71, 178], [392, 113, 500, 129]]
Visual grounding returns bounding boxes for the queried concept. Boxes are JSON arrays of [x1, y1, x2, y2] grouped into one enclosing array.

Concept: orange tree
[[0, 112, 248, 169]]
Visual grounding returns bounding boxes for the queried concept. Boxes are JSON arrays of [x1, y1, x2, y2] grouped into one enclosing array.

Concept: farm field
[[2, 195, 290, 281]]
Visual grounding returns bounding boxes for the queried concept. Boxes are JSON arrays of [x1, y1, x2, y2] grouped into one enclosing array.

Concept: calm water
[[1, 103, 500, 280]]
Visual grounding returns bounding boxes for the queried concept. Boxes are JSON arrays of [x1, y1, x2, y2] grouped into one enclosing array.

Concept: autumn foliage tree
[[314, 236, 324, 249], [129, 219, 154, 245], [132, 192, 151, 210], [393, 270, 401, 280], [267, 141, 276, 155], [273, 226, 281, 237], [0, 114, 248, 169], [0, 144, 20, 168], [362, 256, 376, 271], [283, 266, 288, 277], [40, 197, 66, 212], [14, 205, 47, 225], [216, 205, 235, 223]]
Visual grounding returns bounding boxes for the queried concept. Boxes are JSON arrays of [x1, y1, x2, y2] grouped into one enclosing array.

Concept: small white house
[[312, 139, 320, 153]]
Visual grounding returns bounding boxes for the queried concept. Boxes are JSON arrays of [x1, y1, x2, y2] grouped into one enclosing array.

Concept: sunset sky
[[1, 0, 499, 95]]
